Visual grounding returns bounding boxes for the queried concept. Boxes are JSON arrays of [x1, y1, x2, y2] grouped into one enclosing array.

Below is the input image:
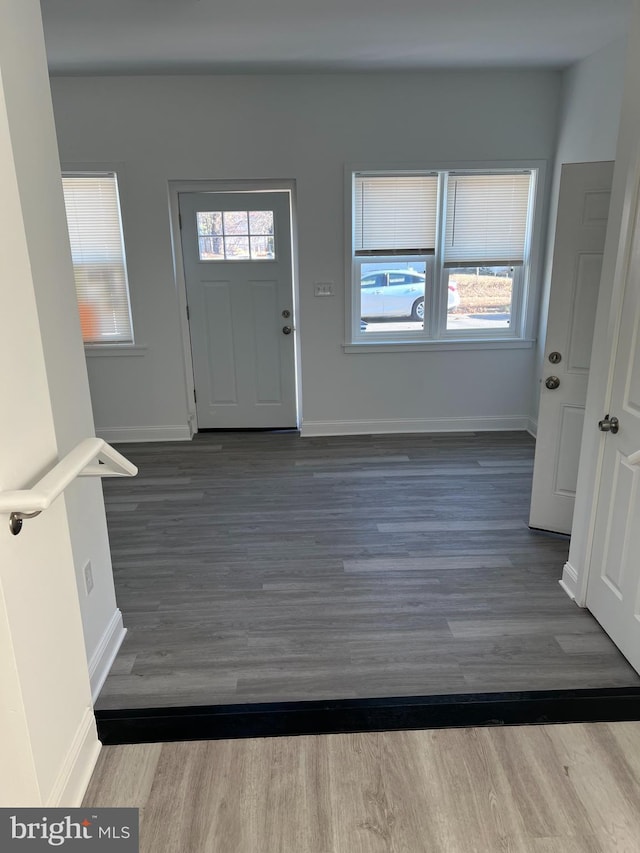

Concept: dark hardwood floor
[[96, 431, 640, 710]]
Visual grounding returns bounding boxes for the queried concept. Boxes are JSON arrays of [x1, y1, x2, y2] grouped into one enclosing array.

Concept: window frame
[[61, 166, 135, 350], [345, 161, 545, 351]]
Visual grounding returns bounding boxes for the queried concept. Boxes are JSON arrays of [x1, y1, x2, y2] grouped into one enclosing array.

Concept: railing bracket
[[9, 510, 41, 536]]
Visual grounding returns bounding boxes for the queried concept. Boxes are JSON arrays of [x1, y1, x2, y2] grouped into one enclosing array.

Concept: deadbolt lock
[[548, 351, 562, 364], [282, 309, 291, 318], [545, 376, 560, 390]]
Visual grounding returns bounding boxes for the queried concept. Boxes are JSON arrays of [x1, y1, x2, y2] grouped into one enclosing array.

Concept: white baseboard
[[88, 609, 127, 704], [300, 416, 531, 437], [46, 707, 101, 807], [527, 417, 538, 438], [95, 425, 191, 443], [559, 561, 580, 603]]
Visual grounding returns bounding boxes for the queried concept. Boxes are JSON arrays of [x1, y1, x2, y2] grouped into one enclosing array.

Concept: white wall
[[0, 0, 102, 805], [5, 32, 126, 696], [533, 37, 627, 426], [10, 22, 126, 700], [558, 38, 626, 166], [50, 71, 561, 437]]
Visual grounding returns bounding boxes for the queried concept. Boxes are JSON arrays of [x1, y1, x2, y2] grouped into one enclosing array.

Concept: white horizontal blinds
[[355, 174, 438, 255], [62, 173, 133, 344], [444, 172, 532, 267]]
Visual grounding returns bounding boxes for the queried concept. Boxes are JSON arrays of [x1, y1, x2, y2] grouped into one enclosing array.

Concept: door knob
[[282, 326, 292, 335], [598, 414, 619, 434], [545, 376, 560, 390]]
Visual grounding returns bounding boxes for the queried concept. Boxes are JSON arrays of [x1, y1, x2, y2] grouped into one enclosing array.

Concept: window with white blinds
[[354, 174, 439, 255], [349, 166, 538, 345], [62, 173, 133, 344], [444, 172, 532, 266]]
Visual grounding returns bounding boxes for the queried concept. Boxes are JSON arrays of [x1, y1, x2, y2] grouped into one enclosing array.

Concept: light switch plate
[[314, 282, 334, 297]]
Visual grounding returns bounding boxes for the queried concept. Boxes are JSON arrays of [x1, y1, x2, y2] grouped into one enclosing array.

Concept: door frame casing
[[168, 179, 302, 435]]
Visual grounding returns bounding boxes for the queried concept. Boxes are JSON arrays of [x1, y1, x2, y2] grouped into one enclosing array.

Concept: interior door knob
[[282, 326, 292, 335], [598, 414, 619, 434], [545, 376, 560, 390]]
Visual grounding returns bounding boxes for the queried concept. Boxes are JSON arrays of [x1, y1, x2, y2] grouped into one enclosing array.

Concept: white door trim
[[564, 14, 640, 607], [168, 179, 302, 434]]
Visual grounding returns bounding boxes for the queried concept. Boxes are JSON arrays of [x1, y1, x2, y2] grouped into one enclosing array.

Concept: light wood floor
[[97, 432, 640, 710], [84, 722, 640, 852]]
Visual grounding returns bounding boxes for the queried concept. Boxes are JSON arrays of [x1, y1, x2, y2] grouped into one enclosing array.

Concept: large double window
[[349, 168, 538, 345]]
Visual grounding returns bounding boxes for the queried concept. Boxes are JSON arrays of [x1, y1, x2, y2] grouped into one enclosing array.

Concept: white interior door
[[180, 191, 297, 429], [586, 185, 640, 672], [530, 162, 614, 534]]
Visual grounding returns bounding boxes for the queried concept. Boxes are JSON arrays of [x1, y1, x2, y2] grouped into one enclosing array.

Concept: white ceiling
[[41, 0, 631, 75]]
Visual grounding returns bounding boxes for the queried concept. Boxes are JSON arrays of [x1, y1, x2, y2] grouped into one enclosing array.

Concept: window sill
[[343, 338, 535, 353], [84, 344, 147, 358]]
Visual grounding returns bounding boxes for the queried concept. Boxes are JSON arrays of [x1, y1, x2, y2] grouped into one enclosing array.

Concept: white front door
[[180, 191, 297, 429], [530, 162, 614, 534], [586, 187, 640, 672]]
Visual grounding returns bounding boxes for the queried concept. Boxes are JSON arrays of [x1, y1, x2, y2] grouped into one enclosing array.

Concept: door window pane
[[198, 236, 224, 260], [222, 210, 248, 235], [224, 235, 251, 260], [249, 210, 274, 235], [250, 236, 275, 259], [197, 211, 223, 236], [197, 210, 276, 260]]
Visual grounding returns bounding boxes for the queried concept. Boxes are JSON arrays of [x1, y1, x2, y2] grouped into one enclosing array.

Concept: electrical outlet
[[83, 560, 94, 595]]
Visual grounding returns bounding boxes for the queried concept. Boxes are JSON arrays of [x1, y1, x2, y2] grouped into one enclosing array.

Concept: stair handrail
[[0, 437, 137, 535]]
